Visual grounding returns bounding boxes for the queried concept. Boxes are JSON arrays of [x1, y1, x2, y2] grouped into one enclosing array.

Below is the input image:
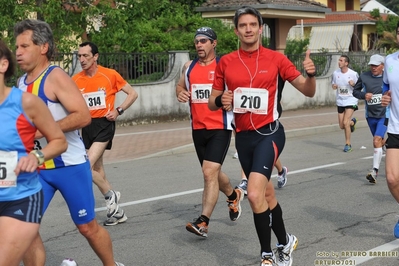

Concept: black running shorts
[[236, 121, 285, 180], [82, 117, 115, 150], [386, 133, 399, 149], [192, 129, 232, 166]]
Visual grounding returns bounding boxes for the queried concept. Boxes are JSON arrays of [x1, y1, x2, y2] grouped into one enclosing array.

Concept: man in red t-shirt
[[73, 42, 138, 226], [176, 27, 243, 238], [209, 6, 316, 266]]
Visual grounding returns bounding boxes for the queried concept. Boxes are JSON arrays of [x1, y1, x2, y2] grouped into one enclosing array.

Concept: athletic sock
[[270, 203, 288, 245], [104, 190, 113, 199], [199, 215, 209, 225], [254, 209, 272, 253], [228, 190, 237, 201], [373, 147, 383, 170]]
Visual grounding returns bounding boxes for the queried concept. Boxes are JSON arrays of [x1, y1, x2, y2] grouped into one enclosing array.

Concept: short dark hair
[[0, 40, 15, 82], [340, 55, 350, 64], [79, 42, 99, 56], [233, 6, 263, 28]]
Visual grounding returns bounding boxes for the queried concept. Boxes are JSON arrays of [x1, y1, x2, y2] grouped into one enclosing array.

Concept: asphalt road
[[32, 125, 399, 266]]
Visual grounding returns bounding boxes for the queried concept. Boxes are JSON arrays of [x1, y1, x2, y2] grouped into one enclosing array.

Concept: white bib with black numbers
[[83, 91, 106, 110], [0, 150, 18, 187], [233, 87, 268, 114], [338, 85, 352, 96], [191, 84, 212, 104], [367, 94, 382, 106]]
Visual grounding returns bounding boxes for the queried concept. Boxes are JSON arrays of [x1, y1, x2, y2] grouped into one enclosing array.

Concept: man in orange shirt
[[73, 42, 138, 226]]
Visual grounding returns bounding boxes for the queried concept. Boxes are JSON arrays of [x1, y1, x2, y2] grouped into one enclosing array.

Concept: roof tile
[[201, 0, 327, 8], [299, 11, 387, 25]]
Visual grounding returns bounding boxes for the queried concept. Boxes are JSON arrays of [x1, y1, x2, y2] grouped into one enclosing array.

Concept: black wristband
[[215, 94, 223, 107], [307, 72, 316, 78]]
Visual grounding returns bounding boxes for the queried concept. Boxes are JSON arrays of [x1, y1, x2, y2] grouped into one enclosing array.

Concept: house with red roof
[[197, 0, 393, 53], [289, 0, 393, 52]]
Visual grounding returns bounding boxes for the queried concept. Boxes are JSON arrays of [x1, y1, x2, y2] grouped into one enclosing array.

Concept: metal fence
[[190, 52, 333, 77], [345, 52, 386, 74], [16, 51, 176, 84], [286, 53, 332, 77], [191, 51, 385, 77], [11, 51, 379, 86]]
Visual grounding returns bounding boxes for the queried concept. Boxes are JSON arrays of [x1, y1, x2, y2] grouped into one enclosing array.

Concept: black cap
[[194, 27, 217, 41]]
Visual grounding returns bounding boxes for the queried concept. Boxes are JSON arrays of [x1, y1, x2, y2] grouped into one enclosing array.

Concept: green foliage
[[284, 38, 309, 55], [378, 0, 399, 14], [368, 8, 399, 53], [377, 31, 399, 54], [370, 9, 399, 36], [0, 0, 237, 54]]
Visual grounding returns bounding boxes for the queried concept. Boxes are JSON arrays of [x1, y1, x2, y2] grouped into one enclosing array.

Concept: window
[[328, 0, 336, 12], [346, 0, 354, 11]]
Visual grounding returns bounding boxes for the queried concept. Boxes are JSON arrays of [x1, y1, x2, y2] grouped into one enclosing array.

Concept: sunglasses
[[194, 38, 209, 44]]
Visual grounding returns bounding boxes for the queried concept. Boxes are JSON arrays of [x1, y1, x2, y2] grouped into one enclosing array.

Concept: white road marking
[[96, 163, 345, 212], [98, 160, 397, 264], [349, 239, 399, 264], [114, 127, 190, 137], [95, 188, 203, 212], [112, 109, 359, 138]]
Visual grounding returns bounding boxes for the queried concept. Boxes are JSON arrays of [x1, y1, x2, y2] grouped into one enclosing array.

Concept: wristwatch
[[116, 107, 124, 115], [30, 150, 45, 166]]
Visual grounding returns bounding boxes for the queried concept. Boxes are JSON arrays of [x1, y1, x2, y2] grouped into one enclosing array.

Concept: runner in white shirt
[[331, 55, 359, 152], [381, 21, 399, 238]]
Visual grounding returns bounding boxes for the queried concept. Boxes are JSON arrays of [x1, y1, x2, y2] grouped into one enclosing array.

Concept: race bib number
[[338, 86, 352, 96], [191, 84, 212, 104], [0, 150, 18, 187], [367, 94, 382, 105], [83, 91, 106, 110], [233, 87, 268, 114], [34, 138, 47, 151]]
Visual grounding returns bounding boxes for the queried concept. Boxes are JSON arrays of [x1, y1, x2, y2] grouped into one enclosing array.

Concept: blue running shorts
[[39, 160, 95, 225], [0, 190, 43, 223], [366, 117, 387, 138]]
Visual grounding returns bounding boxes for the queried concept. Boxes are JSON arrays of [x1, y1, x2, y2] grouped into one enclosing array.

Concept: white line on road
[[94, 188, 203, 212], [97, 161, 399, 264], [348, 239, 399, 264], [112, 109, 361, 138], [114, 127, 190, 137], [96, 162, 345, 212]]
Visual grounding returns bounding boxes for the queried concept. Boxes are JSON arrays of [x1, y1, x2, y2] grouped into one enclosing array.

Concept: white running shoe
[[115, 262, 125, 266], [60, 259, 77, 266], [366, 169, 377, 184], [260, 251, 277, 265], [276, 234, 298, 266], [277, 167, 288, 188], [233, 151, 239, 159], [236, 179, 248, 196], [104, 209, 128, 226], [105, 190, 121, 218]]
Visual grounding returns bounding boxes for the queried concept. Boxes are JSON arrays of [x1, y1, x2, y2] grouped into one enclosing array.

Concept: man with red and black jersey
[[209, 6, 316, 266], [176, 27, 243, 238]]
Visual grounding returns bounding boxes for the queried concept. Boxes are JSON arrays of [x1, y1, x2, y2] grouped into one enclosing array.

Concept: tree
[[369, 8, 399, 52], [0, 0, 237, 54], [0, 0, 86, 53], [378, 0, 399, 14]]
